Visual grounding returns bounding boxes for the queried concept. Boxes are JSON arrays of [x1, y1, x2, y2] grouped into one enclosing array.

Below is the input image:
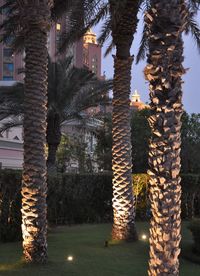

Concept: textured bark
[[144, 1, 187, 275], [21, 1, 52, 264], [112, 56, 137, 241], [110, 0, 140, 241]]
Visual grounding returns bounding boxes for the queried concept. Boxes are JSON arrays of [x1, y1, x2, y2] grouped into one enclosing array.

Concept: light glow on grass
[[0, 260, 23, 271]]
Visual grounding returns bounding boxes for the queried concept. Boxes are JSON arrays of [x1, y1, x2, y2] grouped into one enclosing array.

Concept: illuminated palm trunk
[[110, 0, 139, 241], [144, 0, 187, 274], [21, 1, 52, 263]]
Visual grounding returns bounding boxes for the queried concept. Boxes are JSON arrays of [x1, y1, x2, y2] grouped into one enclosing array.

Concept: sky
[[93, 14, 200, 114]]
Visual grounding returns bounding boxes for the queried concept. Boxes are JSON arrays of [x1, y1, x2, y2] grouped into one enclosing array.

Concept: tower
[[83, 29, 102, 79], [131, 90, 141, 103], [130, 90, 149, 110]]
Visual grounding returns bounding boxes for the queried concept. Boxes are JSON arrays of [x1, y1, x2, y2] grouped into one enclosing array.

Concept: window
[[3, 76, 13, 81], [56, 23, 61, 31], [3, 48, 13, 57], [3, 63, 14, 77], [5, 35, 14, 46]]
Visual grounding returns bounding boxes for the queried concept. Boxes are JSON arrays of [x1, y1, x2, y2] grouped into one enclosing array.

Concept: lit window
[[56, 23, 61, 31]]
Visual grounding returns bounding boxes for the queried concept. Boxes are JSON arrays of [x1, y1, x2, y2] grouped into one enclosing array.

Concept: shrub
[[181, 174, 200, 219], [0, 169, 22, 242], [188, 219, 200, 255], [47, 173, 113, 224], [132, 174, 149, 220], [2, 169, 200, 243]]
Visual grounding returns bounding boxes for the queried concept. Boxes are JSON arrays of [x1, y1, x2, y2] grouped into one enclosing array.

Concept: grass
[[0, 222, 199, 276]]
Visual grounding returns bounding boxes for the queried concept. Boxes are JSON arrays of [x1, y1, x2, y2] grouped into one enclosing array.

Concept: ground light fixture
[[67, 255, 74, 262], [141, 234, 147, 240]]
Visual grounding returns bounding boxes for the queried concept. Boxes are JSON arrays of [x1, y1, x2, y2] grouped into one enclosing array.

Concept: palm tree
[[0, 57, 111, 172], [142, 0, 200, 274], [0, 0, 54, 263], [1, 0, 106, 264], [108, 0, 142, 241], [47, 57, 111, 171], [57, 0, 144, 241]]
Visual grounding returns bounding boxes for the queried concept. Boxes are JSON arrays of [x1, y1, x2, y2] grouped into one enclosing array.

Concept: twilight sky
[[94, 14, 200, 114]]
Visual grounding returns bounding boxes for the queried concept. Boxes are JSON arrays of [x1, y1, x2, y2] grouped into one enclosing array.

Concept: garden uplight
[[67, 255, 74, 262], [141, 234, 147, 240]]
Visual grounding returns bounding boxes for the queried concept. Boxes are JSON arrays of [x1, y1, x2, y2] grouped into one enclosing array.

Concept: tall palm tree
[[0, 0, 53, 263], [1, 0, 105, 264], [108, 0, 141, 241], [0, 57, 111, 172], [57, 0, 144, 241], [142, 0, 200, 274]]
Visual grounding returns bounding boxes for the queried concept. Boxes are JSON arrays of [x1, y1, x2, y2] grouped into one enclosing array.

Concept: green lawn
[[0, 222, 199, 276]]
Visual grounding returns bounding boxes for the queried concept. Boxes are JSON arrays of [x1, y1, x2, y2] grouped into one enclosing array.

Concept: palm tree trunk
[[112, 56, 137, 241], [46, 113, 61, 173], [144, 0, 187, 274], [110, 0, 139, 241], [47, 144, 58, 171], [21, 1, 52, 263]]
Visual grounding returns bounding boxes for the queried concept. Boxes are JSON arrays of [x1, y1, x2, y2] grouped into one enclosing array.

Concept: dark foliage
[[0, 170, 22, 242], [1, 170, 200, 242], [181, 174, 200, 219], [47, 173, 113, 224], [188, 219, 200, 255]]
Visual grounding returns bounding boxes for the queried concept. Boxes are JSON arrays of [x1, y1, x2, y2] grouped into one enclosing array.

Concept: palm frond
[[185, 11, 200, 53], [0, 117, 23, 133], [104, 40, 115, 57], [97, 17, 112, 46], [51, 0, 73, 20], [136, 20, 148, 64], [59, 1, 108, 53], [187, 0, 200, 11]]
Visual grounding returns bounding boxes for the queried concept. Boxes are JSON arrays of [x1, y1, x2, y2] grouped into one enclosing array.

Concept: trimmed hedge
[[0, 171, 113, 242], [1, 170, 200, 242], [188, 219, 200, 256], [0, 170, 22, 242], [47, 173, 113, 225], [181, 174, 200, 219]]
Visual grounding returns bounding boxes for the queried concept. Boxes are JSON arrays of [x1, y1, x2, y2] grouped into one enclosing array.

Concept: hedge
[[0, 170, 22, 242], [188, 219, 200, 256], [0, 170, 200, 242], [47, 173, 113, 225]]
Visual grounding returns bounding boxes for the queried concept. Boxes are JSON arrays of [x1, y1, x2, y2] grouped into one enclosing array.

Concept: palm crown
[[0, 56, 112, 169]]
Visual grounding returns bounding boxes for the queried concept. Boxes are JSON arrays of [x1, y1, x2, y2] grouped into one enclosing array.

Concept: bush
[[132, 174, 149, 220], [47, 173, 113, 224], [2, 169, 200, 243], [188, 219, 200, 255], [0, 169, 22, 242], [181, 174, 200, 219]]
